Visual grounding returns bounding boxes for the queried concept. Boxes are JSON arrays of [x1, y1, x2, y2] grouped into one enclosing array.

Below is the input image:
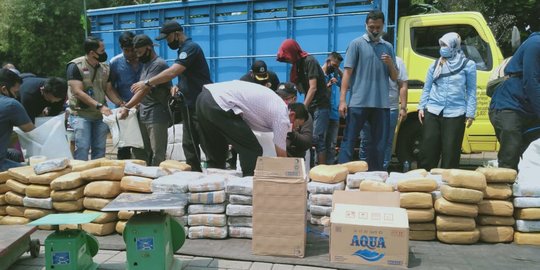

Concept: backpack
[[486, 57, 512, 97]]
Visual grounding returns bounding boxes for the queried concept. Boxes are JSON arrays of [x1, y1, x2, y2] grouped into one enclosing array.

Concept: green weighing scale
[[28, 213, 102, 270], [102, 192, 188, 270]]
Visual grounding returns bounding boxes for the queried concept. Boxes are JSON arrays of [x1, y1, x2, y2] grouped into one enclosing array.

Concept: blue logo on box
[[52, 251, 70, 265], [351, 234, 386, 262], [353, 249, 385, 262], [136, 237, 154, 251]]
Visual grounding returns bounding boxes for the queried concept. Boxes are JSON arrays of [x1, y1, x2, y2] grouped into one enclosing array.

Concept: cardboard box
[[330, 191, 409, 268], [252, 157, 307, 258]]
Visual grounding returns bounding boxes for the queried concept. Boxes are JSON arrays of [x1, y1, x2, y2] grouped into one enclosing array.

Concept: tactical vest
[[67, 56, 110, 119]]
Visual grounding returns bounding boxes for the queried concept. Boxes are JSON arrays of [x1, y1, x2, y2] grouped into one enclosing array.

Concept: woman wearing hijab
[[417, 32, 477, 170], [277, 39, 330, 165]]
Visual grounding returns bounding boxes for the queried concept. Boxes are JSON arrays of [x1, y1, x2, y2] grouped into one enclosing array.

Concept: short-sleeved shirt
[[110, 54, 142, 102], [297, 55, 329, 111], [18, 77, 64, 123], [139, 56, 172, 124], [205, 80, 291, 151], [0, 95, 31, 162], [388, 57, 408, 110], [174, 38, 212, 108], [345, 35, 396, 108], [239, 70, 280, 91]]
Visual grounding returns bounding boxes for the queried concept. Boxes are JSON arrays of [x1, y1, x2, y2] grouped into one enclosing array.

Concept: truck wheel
[[396, 117, 423, 166]]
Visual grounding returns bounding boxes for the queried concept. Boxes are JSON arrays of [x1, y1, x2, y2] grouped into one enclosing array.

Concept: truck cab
[[395, 12, 504, 164]]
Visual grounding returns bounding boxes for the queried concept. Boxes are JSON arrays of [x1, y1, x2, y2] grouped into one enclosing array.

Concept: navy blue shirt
[[490, 32, 540, 118], [110, 54, 142, 102], [0, 95, 31, 162], [18, 77, 64, 123], [174, 38, 212, 108]]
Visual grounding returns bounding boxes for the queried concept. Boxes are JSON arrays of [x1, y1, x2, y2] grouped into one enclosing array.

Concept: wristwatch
[[96, 103, 103, 110], [144, 79, 154, 88]]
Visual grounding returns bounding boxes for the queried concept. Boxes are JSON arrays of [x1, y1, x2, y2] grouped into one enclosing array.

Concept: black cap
[[133, 34, 155, 48], [251, 60, 269, 81], [156, 21, 183, 40], [276, 82, 297, 98]]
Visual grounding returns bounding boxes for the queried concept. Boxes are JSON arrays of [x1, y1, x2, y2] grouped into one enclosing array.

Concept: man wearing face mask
[[18, 76, 67, 123], [337, 10, 398, 171], [240, 60, 280, 91], [118, 34, 171, 166], [67, 36, 124, 160], [0, 68, 35, 171], [131, 21, 212, 171]]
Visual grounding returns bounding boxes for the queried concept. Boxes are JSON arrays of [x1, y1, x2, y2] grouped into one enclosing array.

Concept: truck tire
[[396, 116, 423, 166]]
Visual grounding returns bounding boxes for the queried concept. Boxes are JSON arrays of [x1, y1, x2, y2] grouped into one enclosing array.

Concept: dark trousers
[[117, 147, 133, 160], [196, 89, 262, 176], [179, 103, 203, 172], [489, 109, 536, 170], [419, 112, 465, 170]]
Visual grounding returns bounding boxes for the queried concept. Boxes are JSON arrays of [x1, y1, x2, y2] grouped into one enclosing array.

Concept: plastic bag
[[188, 226, 228, 239], [14, 114, 72, 159], [226, 204, 253, 217], [225, 177, 253, 195], [102, 108, 144, 148], [152, 172, 203, 194], [188, 214, 227, 227], [229, 194, 252, 205], [307, 181, 344, 194]]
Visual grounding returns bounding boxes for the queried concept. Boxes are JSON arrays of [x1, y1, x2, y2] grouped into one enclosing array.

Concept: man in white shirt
[[196, 80, 294, 176]]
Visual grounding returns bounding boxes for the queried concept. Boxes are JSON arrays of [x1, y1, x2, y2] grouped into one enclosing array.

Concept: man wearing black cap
[[119, 34, 171, 166], [240, 60, 280, 91], [131, 20, 211, 172]]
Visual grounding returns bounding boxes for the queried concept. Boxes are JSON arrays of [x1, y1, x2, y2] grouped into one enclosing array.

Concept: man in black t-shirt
[[131, 21, 212, 172], [18, 77, 67, 123], [239, 60, 280, 91]]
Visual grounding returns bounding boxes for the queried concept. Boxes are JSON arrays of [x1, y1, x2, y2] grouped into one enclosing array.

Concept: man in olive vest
[[66, 36, 124, 160]]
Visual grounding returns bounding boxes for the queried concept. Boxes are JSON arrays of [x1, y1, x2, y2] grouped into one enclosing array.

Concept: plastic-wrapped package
[[309, 205, 332, 216], [308, 194, 333, 207], [6, 206, 25, 217], [152, 172, 203, 193], [159, 160, 191, 172], [120, 176, 153, 193], [188, 214, 227, 227], [227, 216, 252, 227], [225, 177, 253, 195], [24, 208, 55, 220], [514, 197, 540, 208], [124, 162, 169, 178], [346, 171, 388, 188], [189, 190, 226, 204], [25, 184, 52, 198], [7, 166, 35, 184], [515, 220, 540, 232], [118, 210, 135, 220], [188, 203, 226, 214], [398, 179, 438, 193], [360, 180, 393, 192], [84, 181, 122, 198], [513, 183, 540, 197], [228, 226, 252, 238], [309, 165, 349, 183], [229, 194, 252, 205], [6, 179, 28, 195], [386, 172, 443, 190], [188, 174, 226, 192], [53, 198, 84, 212], [51, 172, 84, 190], [310, 215, 330, 226], [164, 207, 186, 217], [23, 197, 53, 209], [188, 226, 228, 239], [5, 191, 24, 206], [431, 191, 442, 201], [81, 222, 117, 236], [476, 167, 517, 183], [83, 197, 113, 211], [81, 166, 124, 181], [33, 158, 69, 175], [307, 181, 344, 194], [51, 186, 85, 202], [29, 167, 72, 185], [447, 169, 487, 191], [226, 204, 253, 217], [206, 168, 242, 178], [83, 210, 118, 224], [0, 216, 30, 225]]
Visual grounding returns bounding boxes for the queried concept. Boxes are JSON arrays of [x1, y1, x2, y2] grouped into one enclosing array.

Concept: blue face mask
[[440, 47, 453, 58]]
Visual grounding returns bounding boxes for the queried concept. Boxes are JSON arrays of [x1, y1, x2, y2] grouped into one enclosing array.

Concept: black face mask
[[139, 48, 152, 63], [168, 37, 180, 50], [326, 65, 335, 75], [96, 51, 108, 62]]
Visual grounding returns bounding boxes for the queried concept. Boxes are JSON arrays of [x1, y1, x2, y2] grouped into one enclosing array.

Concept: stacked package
[[225, 176, 253, 238], [307, 164, 350, 225], [435, 169, 486, 244], [187, 174, 228, 239], [346, 171, 389, 191], [398, 178, 438, 241], [0, 171, 10, 223], [475, 167, 516, 243], [512, 169, 540, 245], [2, 166, 41, 225]]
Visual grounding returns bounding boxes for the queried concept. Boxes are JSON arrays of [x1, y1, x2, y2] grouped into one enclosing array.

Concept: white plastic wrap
[[309, 205, 332, 216], [386, 173, 443, 190], [168, 124, 183, 144], [102, 108, 144, 148], [188, 174, 226, 192], [188, 226, 228, 239], [308, 194, 333, 207], [307, 181, 345, 194], [205, 168, 242, 178], [346, 171, 388, 188], [187, 214, 227, 227], [15, 114, 72, 159], [514, 197, 540, 208], [33, 158, 69, 175], [515, 220, 540, 232], [23, 196, 53, 209], [164, 207, 186, 217], [225, 177, 253, 195], [518, 138, 540, 176], [189, 190, 226, 204], [431, 191, 442, 201], [310, 215, 330, 226], [228, 194, 252, 205], [152, 172, 203, 193], [227, 216, 252, 227], [226, 204, 253, 217], [513, 183, 540, 197], [124, 162, 169, 178], [228, 226, 252, 238], [188, 203, 225, 214]]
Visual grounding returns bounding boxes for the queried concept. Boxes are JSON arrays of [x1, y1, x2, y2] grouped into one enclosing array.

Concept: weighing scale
[[29, 213, 102, 270], [102, 192, 188, 270]]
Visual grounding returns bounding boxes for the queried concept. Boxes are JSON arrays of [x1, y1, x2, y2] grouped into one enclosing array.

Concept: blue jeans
[[312, 108, 330, 155], [71, 115, 109, 160], [338, 107, 389, 171], [360, 109, 399, 170], [325, 119, 340, 164], [0, 158, 23, 172]]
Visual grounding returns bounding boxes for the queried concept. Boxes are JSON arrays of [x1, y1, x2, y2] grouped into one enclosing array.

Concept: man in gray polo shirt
[[337, 10, 398, 171]]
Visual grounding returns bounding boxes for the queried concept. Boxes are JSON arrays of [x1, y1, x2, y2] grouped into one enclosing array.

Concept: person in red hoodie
[[277, 39, 330, 165]]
